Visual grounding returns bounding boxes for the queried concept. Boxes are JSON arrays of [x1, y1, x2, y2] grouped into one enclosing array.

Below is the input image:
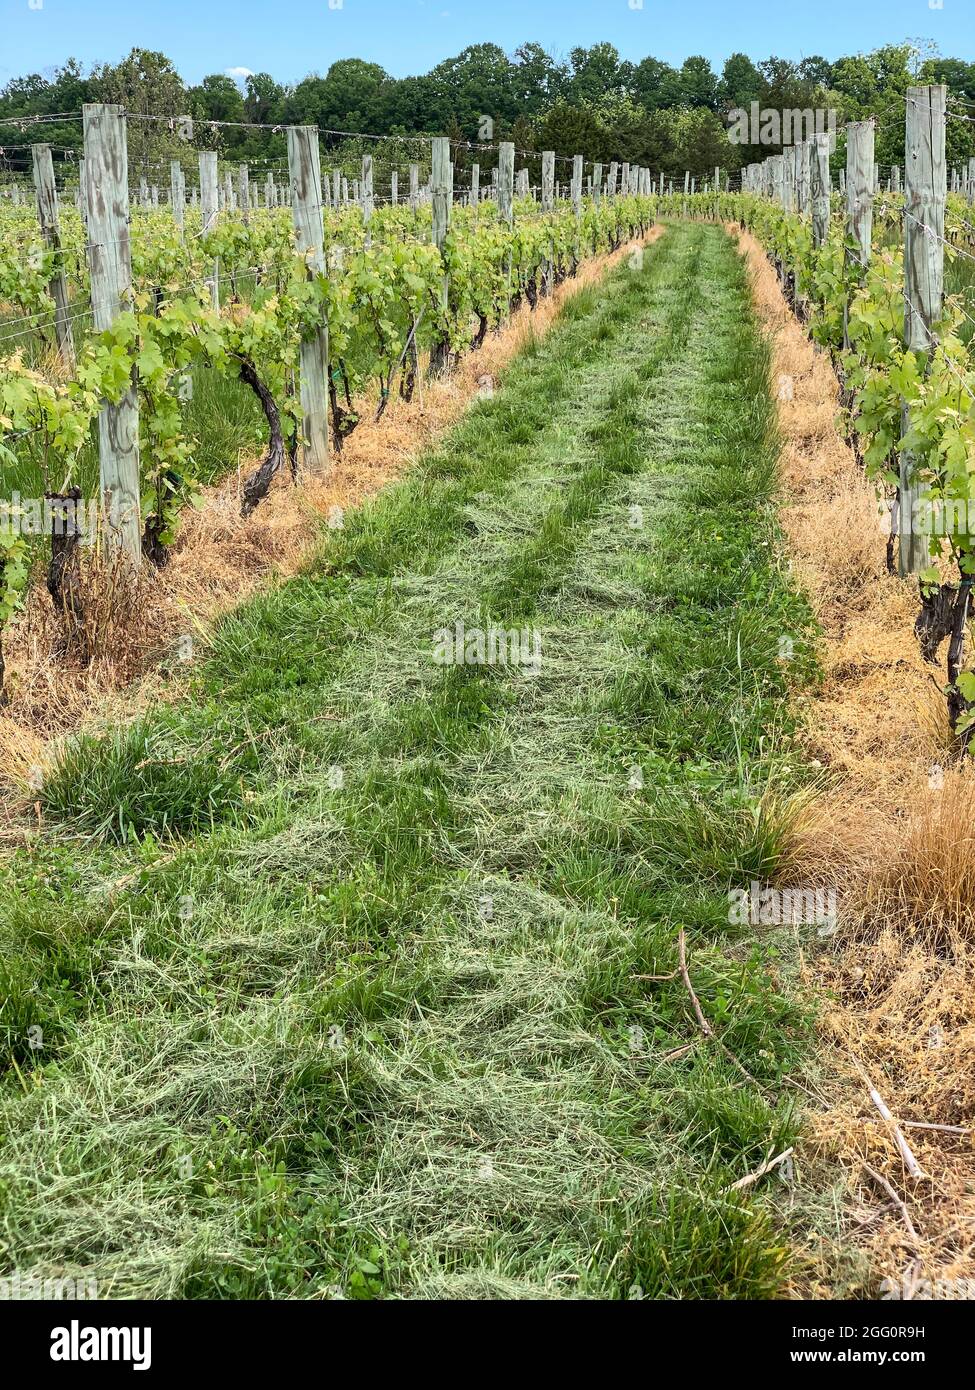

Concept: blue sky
[[1, 0, 972, 87]]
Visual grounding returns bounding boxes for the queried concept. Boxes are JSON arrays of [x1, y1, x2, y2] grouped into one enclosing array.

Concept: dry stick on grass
[[901, 1120, 972, 1136], [862, 1162, 920, 1245], [676, 928, 767, 1094], [677, 927, 714, 1036], [727, 1146, 795, 1193], [867, 1082, 926, 1180]]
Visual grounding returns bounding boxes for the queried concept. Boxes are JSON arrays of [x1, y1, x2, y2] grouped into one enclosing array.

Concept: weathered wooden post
[[782, 147, 796, 213], [430, 136, 452, 372], [469, 163, 478, 208], [391, 170, 398, 205], [572, 155, 583, 216], [593, 161, 603, 207], [238, 164, 250, 223], [31, 143, 75, 369], [361, 154, 374, 229], [170, 159, 185, 238], [541, 150, 556, 290], [287, 126, 330, 474], [810, 133, 831, 247], [83, 104, 141, 563], [844, 120, 875, 348], [409, 163, 419, 212], [199, 150, 219, 308], [845, 129, 874, 256], [541, 151, 555, 214], [498, 141, 515, 225], [899, 85, 947, 576]]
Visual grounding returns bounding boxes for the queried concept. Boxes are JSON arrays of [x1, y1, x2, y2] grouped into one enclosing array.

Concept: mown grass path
[[1, 223, 816, 1300]]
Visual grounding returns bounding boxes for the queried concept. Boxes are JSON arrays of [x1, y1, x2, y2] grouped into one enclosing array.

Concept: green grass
[[0, 223, 820, 1300]]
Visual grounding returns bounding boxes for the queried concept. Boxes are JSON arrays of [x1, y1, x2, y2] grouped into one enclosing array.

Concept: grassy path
[[0, 222, 816, 1300]]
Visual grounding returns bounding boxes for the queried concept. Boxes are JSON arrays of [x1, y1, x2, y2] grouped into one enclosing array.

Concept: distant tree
[[566, 44, 629, 106], [631, 57, 677, 112], [919, 56, 975, 101], [798, 56, 834, 90], [511, 43, 566, 114], [535, 100, 603, 160], [244, 73, 285, 125], [191, 73, 247, 123], [664, 56, 719, 110], [720, 53, 763, 111], [93, 49, 188, 172], [428, 44, 514, 137]]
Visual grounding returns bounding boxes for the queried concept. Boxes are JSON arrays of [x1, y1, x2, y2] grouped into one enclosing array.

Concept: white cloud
[[225, 66, 254, 81]]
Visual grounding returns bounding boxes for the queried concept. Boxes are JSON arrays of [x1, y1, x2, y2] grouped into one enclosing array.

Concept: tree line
[[1, 41, 973, 184]]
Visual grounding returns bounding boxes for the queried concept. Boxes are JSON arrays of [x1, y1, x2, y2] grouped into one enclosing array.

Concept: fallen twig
[[862, 1163, 920, 1245], [727, 1146, 795, 1192], [676, 928, 767, 1093], [901, 1120, 972, 1137], [677, 927, 713, 1037], [868, 1084, 925, 1179]]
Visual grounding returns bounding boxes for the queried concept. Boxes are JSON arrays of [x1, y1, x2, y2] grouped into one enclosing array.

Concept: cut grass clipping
[[1, 223, 818, 1300]]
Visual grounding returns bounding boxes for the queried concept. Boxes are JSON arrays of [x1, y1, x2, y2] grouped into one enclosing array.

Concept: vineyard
[[2, 82, 975, 1313], [0, 111, 656, 705], [659, 93, 975, 749]]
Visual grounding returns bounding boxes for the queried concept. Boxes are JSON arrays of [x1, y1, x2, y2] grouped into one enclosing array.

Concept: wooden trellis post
[[899, 85, 947, 576], [83, 104, 141, 563], [572, 155, 583, 217], [391, 170, 398, 205], [810, 133, 831, 247], [541, 151, 555, 214], [498, 142, 515, 225], [31, 143, 75, 370], [361, 154, 374, 228], [199, 150, 219, 308], [409, 163, 419, 212], [430, 136, 452, 372], [844, 120, 874, 348], [287, 126, 330, 474], [170, 159, 185, 238], [238, 164, 250, 223]]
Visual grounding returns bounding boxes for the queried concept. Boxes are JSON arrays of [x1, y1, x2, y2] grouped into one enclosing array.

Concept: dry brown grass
[[0, 234, 661, 794], [736, 224, 975, 1296]]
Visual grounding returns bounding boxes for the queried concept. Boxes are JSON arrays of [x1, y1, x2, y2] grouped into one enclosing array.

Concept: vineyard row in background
[[666, 85, 975, 747], [0, 104, 661, 700]]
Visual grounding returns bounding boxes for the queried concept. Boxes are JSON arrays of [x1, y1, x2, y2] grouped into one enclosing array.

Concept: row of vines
[[0, 190, 657, 694], [664, 183, 975, 747]]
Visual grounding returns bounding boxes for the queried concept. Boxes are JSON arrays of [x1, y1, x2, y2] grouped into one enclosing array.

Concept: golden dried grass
[[736, 224, 975, 1294]]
